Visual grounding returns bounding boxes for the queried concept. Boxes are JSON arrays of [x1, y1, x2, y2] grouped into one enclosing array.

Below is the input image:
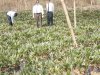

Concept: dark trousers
[[34, 13, 42, 27], [47, 12, 53, 25], [7, 15, 13, 26]]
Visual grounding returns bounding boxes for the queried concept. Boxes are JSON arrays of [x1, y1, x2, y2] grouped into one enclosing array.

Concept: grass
[[0, 9, 100, 75]]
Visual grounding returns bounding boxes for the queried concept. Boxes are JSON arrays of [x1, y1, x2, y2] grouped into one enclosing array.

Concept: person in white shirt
[[7, 11, 17, 26], [46, 0, 54, 25], [32, 0, 44, 27]]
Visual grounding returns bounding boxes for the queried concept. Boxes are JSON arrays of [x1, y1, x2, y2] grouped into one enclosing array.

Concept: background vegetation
[[0, 0, 100, 11]]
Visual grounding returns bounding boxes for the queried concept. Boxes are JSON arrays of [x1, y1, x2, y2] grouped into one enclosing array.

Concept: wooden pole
[[60, 0, 78, 47], [74, 0, 77, 28]]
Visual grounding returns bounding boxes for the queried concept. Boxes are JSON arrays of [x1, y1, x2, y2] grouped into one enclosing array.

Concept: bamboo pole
[[60, 0, 78, 47], [74, 0, 77, 28]]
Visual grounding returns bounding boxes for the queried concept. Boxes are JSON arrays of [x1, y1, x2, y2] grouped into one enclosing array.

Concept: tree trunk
[[74, 0, 77, 28], [24, 0, 27, 10]]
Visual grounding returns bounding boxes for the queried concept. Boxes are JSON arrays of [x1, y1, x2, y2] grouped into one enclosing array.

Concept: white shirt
[[46, 2, 54, 12], [7, 11, 16, 23], [32, 4, 44, 18]]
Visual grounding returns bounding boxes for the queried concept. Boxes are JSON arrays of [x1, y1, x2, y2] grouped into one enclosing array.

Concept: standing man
[[7, 11, 18, 26], [46, 0, 54, 26], [32, 0, 44, 28]]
